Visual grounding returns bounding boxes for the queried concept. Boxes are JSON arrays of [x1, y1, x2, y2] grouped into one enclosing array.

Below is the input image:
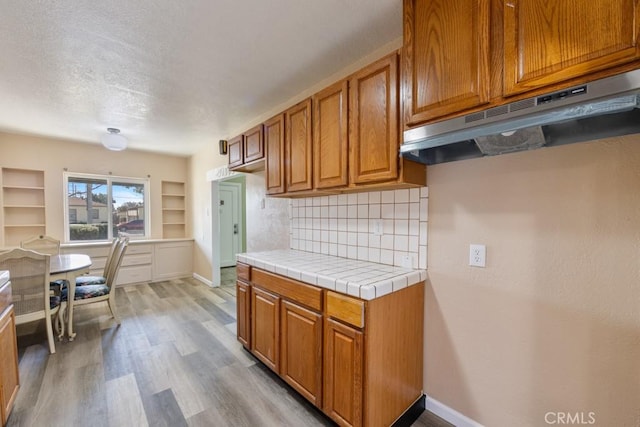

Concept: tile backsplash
[[289, 187, 428, 269]]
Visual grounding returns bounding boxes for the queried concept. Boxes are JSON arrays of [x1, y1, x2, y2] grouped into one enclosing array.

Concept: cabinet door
[[323, 318, 363, 427], [503, 0, 640, 95], [228, 135, 244, 169], [0, 307, 19, 426], [251, 287, 280, 372], [264, 114, 286, 195], [313, 80, 349, 189], [402, 0, 490, 125], [243, 124, 264, 163], [349, 53, 400, 185], [280, 300, 323, 406], [285, 98, 313, 192], [236, 280, 251, 348]]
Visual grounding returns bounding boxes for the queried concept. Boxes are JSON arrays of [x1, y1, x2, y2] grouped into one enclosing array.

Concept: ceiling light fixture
[[101, 128, 127, 151]]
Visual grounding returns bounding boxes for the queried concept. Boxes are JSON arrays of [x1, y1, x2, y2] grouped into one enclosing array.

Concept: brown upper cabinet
[[264, 52, 426, 196], [503, 0, 640, 96], [243, 124, 264, 163], [313, 80, 349, 189], [349, 54, 400, 185], [227, 135, 244, 169], [228, 125, 265, 172], [402, 0, 490, 126], [265, 113, 286, 195], [403, 0, 640, 127], [285, 98, 314, 193]]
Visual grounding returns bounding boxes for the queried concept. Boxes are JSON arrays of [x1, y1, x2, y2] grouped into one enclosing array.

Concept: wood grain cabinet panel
[[323, 318, 363, 427], [313, 80, 349, 189], [238, 267, 424, 427], [251, 286, 280, 372], [349, 53, 400, 184], [503, 0, 640, 95], [285, 98, 313, 192], [264, 114, 286, 195], [0, 306, 19, 426], [402, 0, 490, 125], [243, 124, 264, 163], [227, 135, 243, 169], [280, 300, 323, 407], [236, 280, 251, 348]]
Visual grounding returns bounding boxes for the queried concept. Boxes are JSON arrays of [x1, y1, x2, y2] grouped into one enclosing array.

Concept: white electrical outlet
[[400, 254, 413, 268], [469, 244, 486, 267], [372, 219, 383, 236]]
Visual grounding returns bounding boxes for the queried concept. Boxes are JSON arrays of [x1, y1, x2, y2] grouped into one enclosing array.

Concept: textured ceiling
[[0, 0, 402, 156]]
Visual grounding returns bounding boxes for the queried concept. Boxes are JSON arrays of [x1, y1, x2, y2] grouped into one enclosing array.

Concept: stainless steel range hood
[[401, 69, 640, 165]]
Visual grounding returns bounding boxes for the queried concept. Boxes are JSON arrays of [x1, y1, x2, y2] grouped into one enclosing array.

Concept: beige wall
[[425, 135, 640, 427], [0, 132, 189, 243], [188, 141, 227, 281], [244, 171, 290, 253]]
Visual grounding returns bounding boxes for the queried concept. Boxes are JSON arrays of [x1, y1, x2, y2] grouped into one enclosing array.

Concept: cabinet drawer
[[122, 253, 153, 267], [252, 268, 322, 312], [62, 246, 109, 258], [237, 262, 251, 281], [326, 291, 365, 328], [126, 244, 153, 255], [116, 265, 152, 285]]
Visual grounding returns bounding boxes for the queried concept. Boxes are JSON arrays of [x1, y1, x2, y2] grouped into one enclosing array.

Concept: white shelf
[[161, 181, 186, 238], [2, 168, 46, 246]]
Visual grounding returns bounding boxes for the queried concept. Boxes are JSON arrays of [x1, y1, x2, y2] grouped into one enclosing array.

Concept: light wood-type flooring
[[8, 268, 452, 427]]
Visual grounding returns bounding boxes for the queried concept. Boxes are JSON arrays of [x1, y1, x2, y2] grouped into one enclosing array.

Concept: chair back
[[0, 248, 51, 319], [21, 235, 61, 256], [105, 237, 129, 288], [102, 237, 120, 276]]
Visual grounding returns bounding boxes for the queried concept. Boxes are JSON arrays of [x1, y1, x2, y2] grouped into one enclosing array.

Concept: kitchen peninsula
[[236, 249, 426, 427]]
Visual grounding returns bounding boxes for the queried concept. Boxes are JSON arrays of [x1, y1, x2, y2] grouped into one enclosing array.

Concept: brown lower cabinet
[[250, 286, 280, 372], [236, 263, 424, 427], [324, 317, 363, 426], [0, 292, 19, 426]]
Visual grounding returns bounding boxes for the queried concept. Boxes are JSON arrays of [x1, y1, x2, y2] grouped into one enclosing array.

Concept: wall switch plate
[[469, 244, 486, 267], [372, 219, 383, 236], [261, 198, 266, 209]]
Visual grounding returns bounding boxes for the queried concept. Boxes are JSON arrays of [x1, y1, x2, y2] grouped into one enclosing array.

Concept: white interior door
[[219, 182, 241, 267]]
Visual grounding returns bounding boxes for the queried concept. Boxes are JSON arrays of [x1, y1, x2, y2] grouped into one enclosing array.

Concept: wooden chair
[[21, 234, 67, 289], [0, 248, 61, 354], [75, 237, 128, 286], [61, 238, 128, 325], [20, 235, 61, 256]]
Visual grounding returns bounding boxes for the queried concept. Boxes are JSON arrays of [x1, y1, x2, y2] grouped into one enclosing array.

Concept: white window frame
[[63, 172, 150, 243]]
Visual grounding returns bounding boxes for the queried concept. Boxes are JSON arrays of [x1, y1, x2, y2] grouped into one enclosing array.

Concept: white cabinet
[[153, 241, 193, 281], [62, 239, 193, 285], [117, 244, 153, 285]]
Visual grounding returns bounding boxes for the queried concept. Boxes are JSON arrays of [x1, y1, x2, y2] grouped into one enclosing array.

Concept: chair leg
[[46, 313, 57, 354], [108, 300, 121, 325], [56, 303, 67, 341]]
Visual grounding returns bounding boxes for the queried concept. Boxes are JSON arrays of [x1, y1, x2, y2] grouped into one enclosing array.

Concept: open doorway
[[210, 173, 246, 287]]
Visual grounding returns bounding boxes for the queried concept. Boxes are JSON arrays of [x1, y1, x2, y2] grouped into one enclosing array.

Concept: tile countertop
[[236, 250, 427, 301]]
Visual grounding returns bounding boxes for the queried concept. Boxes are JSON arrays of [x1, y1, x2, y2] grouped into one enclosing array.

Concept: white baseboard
[[192, 273, 214, 287], [425, 395, 484, 427]]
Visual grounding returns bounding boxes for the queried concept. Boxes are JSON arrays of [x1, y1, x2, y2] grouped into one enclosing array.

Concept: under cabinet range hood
[[401, 69, 640, 165]]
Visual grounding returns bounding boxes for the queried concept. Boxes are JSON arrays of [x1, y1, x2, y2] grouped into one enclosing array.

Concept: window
[[64, 172, 149, 242]]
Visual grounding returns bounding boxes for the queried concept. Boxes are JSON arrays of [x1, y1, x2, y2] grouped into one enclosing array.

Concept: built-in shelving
[[161, 181, 186, 238], [2, 168, 46, 246]]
